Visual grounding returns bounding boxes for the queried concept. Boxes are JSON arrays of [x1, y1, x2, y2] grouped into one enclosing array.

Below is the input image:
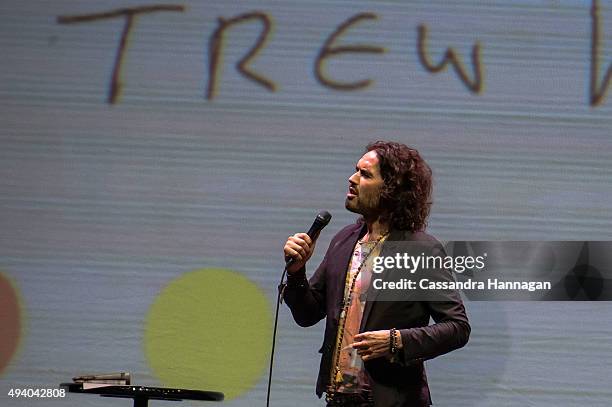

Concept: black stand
[[61, 383, 224, 407]]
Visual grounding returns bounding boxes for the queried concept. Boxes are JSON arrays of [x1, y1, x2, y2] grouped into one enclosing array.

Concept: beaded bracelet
[[389, 328, 398, 355]]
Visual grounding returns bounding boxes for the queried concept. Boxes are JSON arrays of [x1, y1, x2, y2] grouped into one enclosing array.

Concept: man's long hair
[[366, 141, 432, 232]]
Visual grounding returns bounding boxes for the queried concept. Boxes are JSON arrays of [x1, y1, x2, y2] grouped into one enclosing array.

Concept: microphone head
[[315, 210, 332, 226]]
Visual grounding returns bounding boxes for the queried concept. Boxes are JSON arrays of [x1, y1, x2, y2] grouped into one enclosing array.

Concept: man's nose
[[348, 172, 359, 184]]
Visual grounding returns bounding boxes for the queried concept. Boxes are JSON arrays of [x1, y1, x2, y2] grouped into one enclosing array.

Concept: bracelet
[[389, 328, 398, 355]]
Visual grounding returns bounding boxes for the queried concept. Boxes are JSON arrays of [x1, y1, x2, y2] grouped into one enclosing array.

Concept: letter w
[[417, 24, 484, 94]]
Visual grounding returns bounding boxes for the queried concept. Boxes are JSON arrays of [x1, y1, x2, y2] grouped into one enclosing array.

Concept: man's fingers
[[284, 240, 307, 258], [286, 240, 307, 257], [287, 236, 312, 253], [294, 233, 313, 246], [350, 332, 393, 362], [283, 233, 317, 272], [284, 247, 304, 262], [285, 234, 316, 261], [353, 333, 370, 342]]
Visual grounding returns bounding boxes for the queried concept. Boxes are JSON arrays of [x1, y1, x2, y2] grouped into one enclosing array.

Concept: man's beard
[[345, 196, 381, 218]]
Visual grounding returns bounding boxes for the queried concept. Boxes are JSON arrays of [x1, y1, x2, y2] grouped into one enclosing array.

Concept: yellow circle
[[144, 269, 271, 400], [0, 272, 23, 376]]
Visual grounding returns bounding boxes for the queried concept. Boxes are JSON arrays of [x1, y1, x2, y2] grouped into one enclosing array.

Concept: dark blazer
[[283, 222, 470, 406]]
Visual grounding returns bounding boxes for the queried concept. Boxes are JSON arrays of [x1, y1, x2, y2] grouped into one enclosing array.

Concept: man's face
[[345, 151, 384, 217]]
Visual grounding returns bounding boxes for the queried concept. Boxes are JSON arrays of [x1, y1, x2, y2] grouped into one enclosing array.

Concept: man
[[282, 141, 470, 406]]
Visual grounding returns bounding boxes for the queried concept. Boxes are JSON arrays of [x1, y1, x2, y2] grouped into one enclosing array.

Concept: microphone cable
[[265, 265, 289, 407]]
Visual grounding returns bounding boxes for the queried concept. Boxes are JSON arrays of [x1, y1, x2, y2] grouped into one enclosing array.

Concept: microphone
[[285, 210, 332, 268]]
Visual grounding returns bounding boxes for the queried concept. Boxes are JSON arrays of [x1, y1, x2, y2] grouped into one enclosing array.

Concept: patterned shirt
[[331, 236, 385, 394]]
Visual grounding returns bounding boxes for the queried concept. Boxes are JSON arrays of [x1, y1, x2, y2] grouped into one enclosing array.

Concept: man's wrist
[[285, 267, 307, 288], [395, 329, 403, 349]]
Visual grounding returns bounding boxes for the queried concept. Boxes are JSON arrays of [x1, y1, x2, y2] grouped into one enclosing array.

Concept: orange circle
[[0, 273, 21, 376]]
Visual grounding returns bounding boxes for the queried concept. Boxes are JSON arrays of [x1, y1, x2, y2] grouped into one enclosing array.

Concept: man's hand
[[351, 330, 403, 361], [283, 233, 316, 274]]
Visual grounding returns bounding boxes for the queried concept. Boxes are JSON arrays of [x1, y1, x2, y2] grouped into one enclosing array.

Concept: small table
[[60, 383, 224, 407]]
